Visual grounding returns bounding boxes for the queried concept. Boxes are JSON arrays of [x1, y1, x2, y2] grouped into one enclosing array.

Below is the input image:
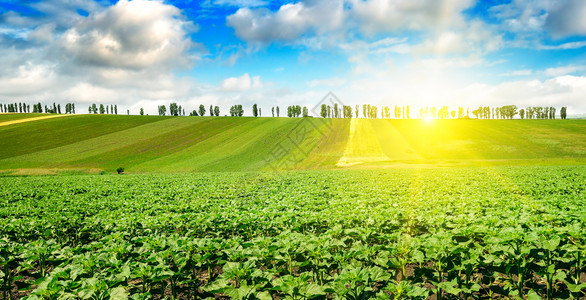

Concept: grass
[[0, 115, 584, 174], [339, 119, 586, 167], [0, 113, 46, 122]]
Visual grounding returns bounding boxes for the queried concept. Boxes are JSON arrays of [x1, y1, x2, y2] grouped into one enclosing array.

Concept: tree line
[[0, 102, 77, 114], [89, 104, 118, 115], [1, 101, 570, 120]]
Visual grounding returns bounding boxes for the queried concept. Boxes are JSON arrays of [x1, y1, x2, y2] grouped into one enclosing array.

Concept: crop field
[[1, 166, 585, 299], [0, 115, 584, 174]]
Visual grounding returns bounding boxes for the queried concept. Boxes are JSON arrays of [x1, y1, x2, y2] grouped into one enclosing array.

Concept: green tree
[[140, 108, 144, 115], [560, 107, 567, 119], [169, 103, 179, 116], [276, 106, 279, 117], [272, 107, 275, 117], [158, 105, 166, 116], [519, 108, 525, 119], [320, 104, 327, 118], [99, 104, 105, 114], [199, 104, 205, 116], [210, 105, 213, 116], [114, 105, 117, 115], [302, 106, 308, 117], [253, 104, 258, 117], [214, 106, 220, 116]]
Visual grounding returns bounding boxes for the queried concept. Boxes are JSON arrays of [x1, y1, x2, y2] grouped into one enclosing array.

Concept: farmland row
[[0, 166, 584, 299]]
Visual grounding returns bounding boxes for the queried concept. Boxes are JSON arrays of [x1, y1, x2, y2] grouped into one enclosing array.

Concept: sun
[[423, 116, 434, 124]]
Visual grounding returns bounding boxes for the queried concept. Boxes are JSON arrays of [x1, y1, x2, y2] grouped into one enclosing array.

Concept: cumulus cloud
[[350, 0, 473, 35], [220, 73, 262, 92], [58, 0, 197, 70], [0, 0, 205, 114], [545, 0, 586, 38], [226, 0, 345, 44]]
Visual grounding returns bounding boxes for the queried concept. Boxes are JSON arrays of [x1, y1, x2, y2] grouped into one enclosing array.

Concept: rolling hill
[[0, 113, 584, 174]]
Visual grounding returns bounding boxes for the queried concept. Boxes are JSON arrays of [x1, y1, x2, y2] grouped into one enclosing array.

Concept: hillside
[[0, 113, 584, 174]]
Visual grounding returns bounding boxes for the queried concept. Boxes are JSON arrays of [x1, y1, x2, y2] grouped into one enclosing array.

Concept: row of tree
[[1, 102, 571, 120], [471, 105, 568, 120], [88, 104, 118, 115], [0, 102, 77, 114]]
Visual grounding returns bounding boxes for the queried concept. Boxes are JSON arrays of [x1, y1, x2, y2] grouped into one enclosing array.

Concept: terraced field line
[[336, 118, 390, 166], [0, 114, 70, 127]]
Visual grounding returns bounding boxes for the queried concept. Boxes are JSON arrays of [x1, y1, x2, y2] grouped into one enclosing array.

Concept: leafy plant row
[[0, 166, 584, 299]]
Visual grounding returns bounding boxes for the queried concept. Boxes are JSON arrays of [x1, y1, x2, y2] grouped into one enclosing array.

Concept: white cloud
[[226, 0, 345, 44], [0, 0, 208, 116], [220, 73, 262, 92], [350, 0, 474, 35], [544, 65, 586, 77], [545, 0, 586, 38], [539, 41, 586, 50], [59, 0, 198, 70]]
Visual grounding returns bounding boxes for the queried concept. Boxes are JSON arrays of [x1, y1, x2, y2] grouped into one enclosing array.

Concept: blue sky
[[1, 0, 586, 116]]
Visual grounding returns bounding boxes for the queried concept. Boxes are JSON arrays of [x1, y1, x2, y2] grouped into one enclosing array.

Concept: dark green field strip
[[0, 115, 167, 159], [132, 118, 314, 172], [67, 117, 255, 170], [0, 113, 45, 122]]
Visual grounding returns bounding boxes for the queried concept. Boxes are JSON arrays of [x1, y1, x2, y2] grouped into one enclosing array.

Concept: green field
[[1, 114, 585, 299], [0, 114, 584, 174], [0, 167, 584, 299]]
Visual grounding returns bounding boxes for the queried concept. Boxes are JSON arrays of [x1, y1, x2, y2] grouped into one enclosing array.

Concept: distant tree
[[106, 105, 109, 114], [259, 107, 261, 116], [183, 108, 186, 116], [99, 104, 105, 114], [272, 107, 275, 117], [140, 108, 144, 115], [0, 104, 3, 113], [303, 106, 308, 117], [519, 109, 525, 119], [229, 105, 244, 116], [127, 109, 129, 115], [213, 106, 219, 116], [169, 103, 179, 116], [363, 104, 367, 118], [320, 104, 327, 118], [190, 110, 198, 116], [110, 105, 114, 115], [253, 104, 258, 117], [276, 106, 280, 117], [355, 105, 359, 118], [72, 104, 75, 114], [210, 105, 213, 116], [333, 103, 339, 118], [287, 106, 292, 117], [199, 104, 205, 117], [58, 104, 61, 114], [550, 107, 556, 119], [116, 167, 124, 174], [114, 105, 118, 115], [560, 107, 567, 119], [158, 105, 166, 116], [450, 110, 456, 118]]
